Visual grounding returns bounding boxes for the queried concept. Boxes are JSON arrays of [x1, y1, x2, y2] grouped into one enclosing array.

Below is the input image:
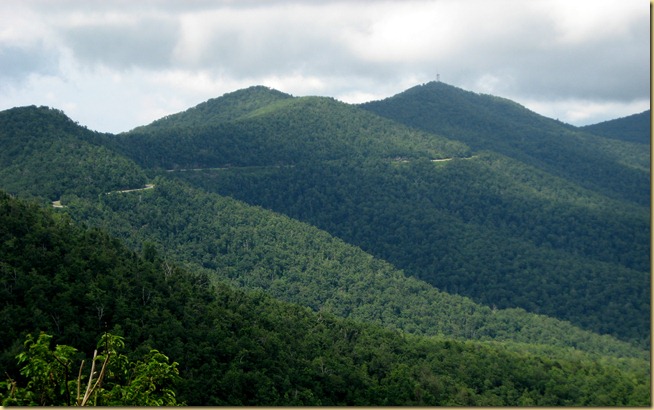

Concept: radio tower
[[436, 73, 440, 82]]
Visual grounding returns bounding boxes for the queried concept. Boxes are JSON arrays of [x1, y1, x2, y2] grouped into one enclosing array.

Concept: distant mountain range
[[0, 82, 649, 405]]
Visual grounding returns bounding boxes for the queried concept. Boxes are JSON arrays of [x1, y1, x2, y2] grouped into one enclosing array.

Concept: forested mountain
[[0, 83, 650, 405], [61, 177, 645, 360], [0, 192, 650, 405], [0, 106, 147, 201], [109, 86, 470, 170], [109, 84, 649, 347], [581, 110, 651, 145], [129, 86, 294, 133], [182, 154, 649, 346], [360, 82, 649, 206], [0, 105, 642, 358]]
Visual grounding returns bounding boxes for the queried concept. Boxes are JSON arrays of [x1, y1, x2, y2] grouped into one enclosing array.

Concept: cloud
[[519, 97, 650, 126], [170, 3, 371, 78], [0, 44, 59, 82], [0, 0, 649, 132], [61, 16, 180, 70]]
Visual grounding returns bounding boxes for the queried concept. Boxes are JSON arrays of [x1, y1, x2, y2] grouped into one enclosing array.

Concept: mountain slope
[[179, 154, 649, 346], [129, 86, 294, 133], [112, 94, 470, 170], [0, 104, 646, 359], [0, 106, 147, 201], [112, 84, 650, 346], [62, 177, 646, 359], [0, 97, 650, 404], [5, 192, 648, 405], [360, 82, 649, 206], [581, 110, 650, 145]]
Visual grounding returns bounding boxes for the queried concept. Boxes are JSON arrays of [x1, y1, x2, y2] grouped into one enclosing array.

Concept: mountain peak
[[130, 86, 294, 132], [0, 105, 87, 136], [403, 80, 469, 94]]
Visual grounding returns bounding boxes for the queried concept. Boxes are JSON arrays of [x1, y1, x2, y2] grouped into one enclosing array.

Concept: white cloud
[[541, 0, 645, 45], [0, 0, 649, 132], [519, 97, 650, 126]]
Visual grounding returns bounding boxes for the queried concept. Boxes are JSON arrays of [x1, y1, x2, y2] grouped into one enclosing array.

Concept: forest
[[0, 82, 650, 405], [0, 192, 649, 405], [181, 154, 648, 346]]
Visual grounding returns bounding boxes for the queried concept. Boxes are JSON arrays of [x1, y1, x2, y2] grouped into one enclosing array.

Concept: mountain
[[1, 104, 642, 358], [111, 84, 649, 346], [360, 81, 649, 207], [62, 176, 646, 359], [111, 87, 470, 170], [581, 110, 650, 145], [177, 154, 649, 346], [0, 191, 650, 406], [0, 106, 147, 201], [128, 85, 294, 133], [0, 85, 650, 404]]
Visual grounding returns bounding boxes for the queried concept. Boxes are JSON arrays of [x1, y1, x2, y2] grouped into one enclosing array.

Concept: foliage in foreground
[[1, 332, 180, 406]]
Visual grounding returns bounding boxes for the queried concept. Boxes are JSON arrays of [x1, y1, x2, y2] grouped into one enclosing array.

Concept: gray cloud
[[0, 0, 649, 132], [61, 17, 180, 69], [0, 44, 59, 82]]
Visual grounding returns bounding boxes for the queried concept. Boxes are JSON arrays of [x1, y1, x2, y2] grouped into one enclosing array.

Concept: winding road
[[52, 184, 155, 208]]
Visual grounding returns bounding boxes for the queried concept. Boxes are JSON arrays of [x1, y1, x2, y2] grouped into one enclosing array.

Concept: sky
[[0, 0, 650, 134]]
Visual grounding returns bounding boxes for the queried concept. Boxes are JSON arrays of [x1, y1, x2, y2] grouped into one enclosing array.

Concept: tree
[[0, 332, 182, 406]]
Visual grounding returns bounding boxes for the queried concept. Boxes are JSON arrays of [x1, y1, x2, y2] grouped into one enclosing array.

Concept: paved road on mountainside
[[52, 184, 155, 208], [52, 155, 477, 208], [107, 184, 155, 194], [164, 156, 477, 173]]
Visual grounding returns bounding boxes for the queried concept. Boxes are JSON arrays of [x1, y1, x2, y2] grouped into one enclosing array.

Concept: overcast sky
[[0, 0, 649, 133]]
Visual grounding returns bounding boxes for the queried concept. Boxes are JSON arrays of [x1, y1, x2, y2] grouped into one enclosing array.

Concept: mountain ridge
[[0, 84, 650, 404], [581, 110, 650, 145], [128, 85, 294, 133], [0, 105, 148, 201], [113, 82, 649, 345], [0, 98, 648, 352], [1, 191, 648, 405], [113, 92, 471, 170], [0, 84, 649, 341], [360, 81, 649, 206]]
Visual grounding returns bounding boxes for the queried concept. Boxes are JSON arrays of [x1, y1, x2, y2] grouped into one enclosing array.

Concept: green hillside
[[581, 110, 650, 145], [0, 102, 647, 355], [128, 85, 294, 133], [0, 192, 650, 405], [0, 86, 650, 405], [111, 87, 470, 170], [176, 154, 649, 346], [0, 106, 148, 201], [61, 177, 646, 360], [360, 82, 649, 206], [115, 86, 650, 346]]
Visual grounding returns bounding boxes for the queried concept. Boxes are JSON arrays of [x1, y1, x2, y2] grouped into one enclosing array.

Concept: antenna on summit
[[436, 73, 440, 82]]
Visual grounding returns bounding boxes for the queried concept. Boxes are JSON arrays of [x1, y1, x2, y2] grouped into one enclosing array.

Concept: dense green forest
[[0, 82, 649, 405], [0, 192, 650, 405], [60, 177, 646, 360], [0, 106, 147, 201], [361, 82, 650, 206], [129, 85, 295, 132], [174, 154, 649, 346], [580, 110, 650, 145], [110, 87, 470, 170], [110, 85, 648, 346]]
